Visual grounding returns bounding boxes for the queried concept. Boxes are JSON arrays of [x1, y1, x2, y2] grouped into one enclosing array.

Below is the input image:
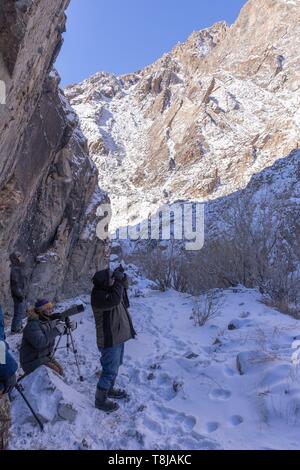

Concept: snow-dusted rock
[[258, 363, 300, 426], [236, 350, 272, 375], [12, 367, 85, 425], [228, 318, 253, 331]]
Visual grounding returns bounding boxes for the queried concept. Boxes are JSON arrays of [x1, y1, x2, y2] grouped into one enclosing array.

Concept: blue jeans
[[97, 343, 125, 391], [11, 299, 24, 333]]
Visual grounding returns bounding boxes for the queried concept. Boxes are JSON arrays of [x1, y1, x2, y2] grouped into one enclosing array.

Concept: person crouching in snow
[[91, 266, 136, 413], [19, 299, 71, 377]]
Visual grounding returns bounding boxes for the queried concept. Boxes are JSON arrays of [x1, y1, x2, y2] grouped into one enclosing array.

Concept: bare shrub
[[195, 195, 300, 318], [258, 240, 300, 317], [172, 258, 191, 293], [126, 188, 300, 315], [192, 291, 223, 327], [138, 240, 192, 292], [262, 269, 300, 318], [138, 243, 173, 291]]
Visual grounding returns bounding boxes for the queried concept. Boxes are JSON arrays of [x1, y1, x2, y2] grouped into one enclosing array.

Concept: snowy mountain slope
[[7, 268, 300, 450], [65, 0, 300, 232]]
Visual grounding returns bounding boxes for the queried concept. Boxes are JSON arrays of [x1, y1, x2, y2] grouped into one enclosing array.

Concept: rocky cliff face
[[0, 0, 107, 309], [66, 0, 300, 235]]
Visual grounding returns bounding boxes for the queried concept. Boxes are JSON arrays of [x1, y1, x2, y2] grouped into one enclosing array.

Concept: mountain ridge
[[66, 0, 300, 233]]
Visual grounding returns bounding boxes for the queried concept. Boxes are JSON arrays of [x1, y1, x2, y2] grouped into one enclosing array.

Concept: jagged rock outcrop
[[0, 0, 107, 308], [66, 0, 300, 236]]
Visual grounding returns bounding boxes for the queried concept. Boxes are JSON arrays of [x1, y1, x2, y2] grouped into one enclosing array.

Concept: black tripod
[[51, 317, 84, 382], [15, 383, 44, 432]]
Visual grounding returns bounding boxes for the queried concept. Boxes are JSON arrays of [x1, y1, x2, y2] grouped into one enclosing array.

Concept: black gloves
[[113, 269, 125, 282]]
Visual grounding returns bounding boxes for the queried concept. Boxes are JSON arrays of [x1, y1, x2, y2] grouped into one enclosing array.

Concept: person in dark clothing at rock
[[19, 299, 70, 376], [0, 343, 18, 396], [0, 304, 18, 395], [0, 304, 18, 450], [91, 266, 136, 413], [10, 252, 27, 334]]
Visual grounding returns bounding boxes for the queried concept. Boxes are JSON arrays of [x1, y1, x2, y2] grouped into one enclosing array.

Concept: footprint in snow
[[209, 388, 231, 401], [206, 422, 220, 433], [143, 416, 163, 434], [154, 404, 197, 436], [223, 365, 237, 377], [174, 413, 197, 431], [228, 415, 244, 427]]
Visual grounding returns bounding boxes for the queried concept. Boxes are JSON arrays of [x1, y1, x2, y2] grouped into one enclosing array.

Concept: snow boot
[[108, 387, 128, 400], [95, 388, 119, 413]]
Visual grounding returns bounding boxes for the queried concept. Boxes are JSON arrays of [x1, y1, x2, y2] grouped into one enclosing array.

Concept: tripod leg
[[51, 331, 64, 360], [15, 384, 44, 432], [66, 331, 71, 354], [69, 330, 84, 382]]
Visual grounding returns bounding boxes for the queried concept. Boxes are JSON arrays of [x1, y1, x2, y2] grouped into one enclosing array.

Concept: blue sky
[[56, 0, 247, 87]]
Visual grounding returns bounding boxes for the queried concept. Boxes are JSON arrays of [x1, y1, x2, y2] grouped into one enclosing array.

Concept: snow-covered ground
[[7, 267, 300, 450]]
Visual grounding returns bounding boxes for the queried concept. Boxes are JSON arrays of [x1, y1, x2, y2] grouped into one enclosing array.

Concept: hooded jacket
[[19, 310, 60, 375], [0, 305, 18, 385], [0, 304, 4, 342], [0, 346, 18, 384], [91, 269, 136, 349], [10, 253, 26, 301]]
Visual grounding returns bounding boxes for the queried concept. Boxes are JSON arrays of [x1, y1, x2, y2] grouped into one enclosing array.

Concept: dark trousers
[[11, 299, 24, 333], [97, 343, 125, 390]]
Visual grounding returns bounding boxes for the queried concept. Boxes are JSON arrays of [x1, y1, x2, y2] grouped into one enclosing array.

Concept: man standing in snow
[[10, 252, 27, 334], [91, 266, 136, 413]]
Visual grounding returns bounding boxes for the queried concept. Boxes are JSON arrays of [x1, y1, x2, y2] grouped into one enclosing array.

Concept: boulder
[[258, 363, 300, 426], [11, 367, 85, 425], [228, 318, 253, 330], [236, 350, 272, 375]]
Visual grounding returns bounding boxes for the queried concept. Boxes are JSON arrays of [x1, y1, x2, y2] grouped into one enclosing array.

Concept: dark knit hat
[[35, 299, 53, 312], [9, 252, 22, 264]]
